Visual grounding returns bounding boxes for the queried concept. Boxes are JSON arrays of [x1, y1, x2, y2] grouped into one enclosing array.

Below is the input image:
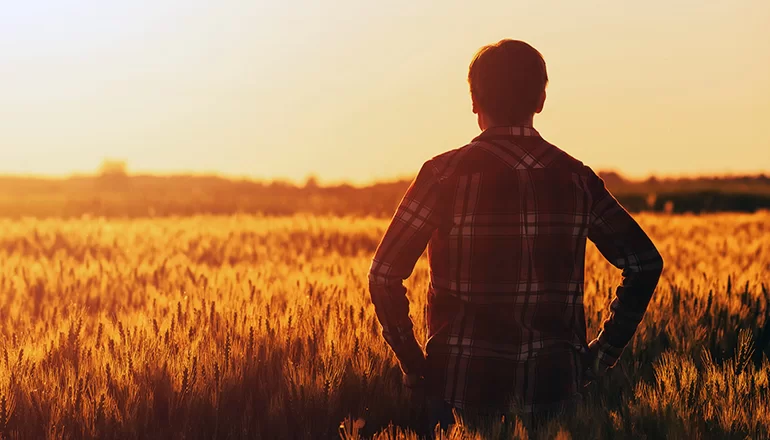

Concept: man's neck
[[481, 115, 534, 131]]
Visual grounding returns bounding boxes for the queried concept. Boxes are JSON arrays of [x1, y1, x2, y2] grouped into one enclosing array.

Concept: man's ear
[[535, 90, 546, 114]]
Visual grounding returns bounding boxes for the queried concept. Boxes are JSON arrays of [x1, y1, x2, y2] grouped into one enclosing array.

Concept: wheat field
[[0, 213, 768, 439]]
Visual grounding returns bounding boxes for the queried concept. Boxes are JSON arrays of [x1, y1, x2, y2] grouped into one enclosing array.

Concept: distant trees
[[303, 174, 319, 190], [98, 159, 128, 178], [97, 159, 129, 189], [11, 165, 758, 216], [597, 170, 627, 187]]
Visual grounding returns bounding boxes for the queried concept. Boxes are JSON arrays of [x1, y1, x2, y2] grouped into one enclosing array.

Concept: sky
[[1, 1, 769, 184]]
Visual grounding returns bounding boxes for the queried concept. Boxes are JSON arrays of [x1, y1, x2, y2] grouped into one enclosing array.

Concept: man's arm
[[585, 168, 664, 374], [368, 161, 441, 378]]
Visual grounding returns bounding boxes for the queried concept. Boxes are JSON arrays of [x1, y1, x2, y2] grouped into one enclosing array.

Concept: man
[[368, 39, 664, 428]]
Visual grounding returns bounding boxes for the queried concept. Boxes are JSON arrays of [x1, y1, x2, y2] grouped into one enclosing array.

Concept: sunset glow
[[1, 1, 768, 183]]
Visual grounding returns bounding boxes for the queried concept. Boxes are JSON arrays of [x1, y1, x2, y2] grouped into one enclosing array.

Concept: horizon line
[[1, 168, 769, 187]]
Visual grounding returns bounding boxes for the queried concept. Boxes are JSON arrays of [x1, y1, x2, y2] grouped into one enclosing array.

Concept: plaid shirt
[[368, 126, 663, 414]]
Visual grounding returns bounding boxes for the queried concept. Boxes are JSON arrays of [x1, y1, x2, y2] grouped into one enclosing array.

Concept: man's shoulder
[[538, 138, 594, 176], [423, 141, 485, 182], [421, 137, 598, 181]]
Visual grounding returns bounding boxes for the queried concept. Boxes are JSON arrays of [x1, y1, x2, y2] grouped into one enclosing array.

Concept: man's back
[[422, 126, 597, 412], [367, 39, 663, 425], [369, 126, 663, 416]]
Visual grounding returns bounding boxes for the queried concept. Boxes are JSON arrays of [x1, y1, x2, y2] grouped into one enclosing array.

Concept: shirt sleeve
[[586, 168, 664, 369], [368, 161, 442, 375]]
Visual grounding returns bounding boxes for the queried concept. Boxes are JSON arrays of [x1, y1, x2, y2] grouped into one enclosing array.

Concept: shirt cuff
[[397, 339, 427, 376], [593, 332, 625, 369]]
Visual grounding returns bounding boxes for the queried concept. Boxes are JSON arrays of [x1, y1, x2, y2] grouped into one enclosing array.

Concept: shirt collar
[[473, 126, 540, 142]]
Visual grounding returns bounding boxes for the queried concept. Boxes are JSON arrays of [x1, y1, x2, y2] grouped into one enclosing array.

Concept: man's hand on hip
[[582, 339, 611, 387]]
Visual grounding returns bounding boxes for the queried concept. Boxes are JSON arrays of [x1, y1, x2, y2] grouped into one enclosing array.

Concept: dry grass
[[0, 213, 768, 439]]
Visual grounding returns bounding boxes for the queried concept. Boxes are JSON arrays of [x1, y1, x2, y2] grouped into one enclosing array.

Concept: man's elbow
[[369, 272, 402, 288], [627, 249, 663, 281], [646, 250, 664, 279], [368, 259, 393, 287], [368, 271, 387, 287], [653, 248, 664, 270]]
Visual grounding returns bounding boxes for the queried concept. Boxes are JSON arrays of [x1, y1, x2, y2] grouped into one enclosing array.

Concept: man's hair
[[468, 39, 548, 125]]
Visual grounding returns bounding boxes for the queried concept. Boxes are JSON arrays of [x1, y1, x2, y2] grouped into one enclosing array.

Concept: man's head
[[468, 39, 548, 129]]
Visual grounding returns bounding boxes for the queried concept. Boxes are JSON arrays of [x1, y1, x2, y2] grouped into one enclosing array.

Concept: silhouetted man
[[368, 39, 664, 429]]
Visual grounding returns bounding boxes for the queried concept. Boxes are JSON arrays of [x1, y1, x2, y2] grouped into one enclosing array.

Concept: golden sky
[[1, 1, 769, 183]]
